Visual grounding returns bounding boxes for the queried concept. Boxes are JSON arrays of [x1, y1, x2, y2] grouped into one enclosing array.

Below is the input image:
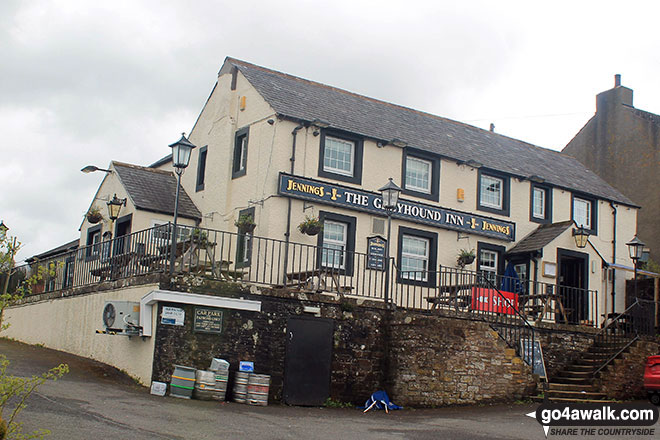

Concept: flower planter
[[302, 224, 322, 236], [86, 212, 103, 224]]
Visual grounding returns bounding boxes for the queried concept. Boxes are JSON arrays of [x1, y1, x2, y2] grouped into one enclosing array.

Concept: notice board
[[520, 338, 547, 379], [193, 307, 224, 334]]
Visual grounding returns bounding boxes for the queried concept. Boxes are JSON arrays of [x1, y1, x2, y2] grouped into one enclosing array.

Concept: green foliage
[[0, 231, 68, 439], [191, 228, 209, 246], [642, 258, 660, 274], [234, 214, 256, 234], [323, 397, 354, 408], [0, 357, 69, 439], [297, 215, 323, 235]]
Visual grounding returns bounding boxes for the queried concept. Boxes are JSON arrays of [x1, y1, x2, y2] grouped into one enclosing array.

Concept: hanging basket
[[86, 211, 103, 224], [303, 224, 322, 236], [459, 255, 475, 265]]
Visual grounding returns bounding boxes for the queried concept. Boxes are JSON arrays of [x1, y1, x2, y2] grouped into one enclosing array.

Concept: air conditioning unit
[[102, 301, 140, 335]]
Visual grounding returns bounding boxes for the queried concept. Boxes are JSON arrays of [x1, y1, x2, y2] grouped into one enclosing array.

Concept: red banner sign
[[471, 287, 519, 315]]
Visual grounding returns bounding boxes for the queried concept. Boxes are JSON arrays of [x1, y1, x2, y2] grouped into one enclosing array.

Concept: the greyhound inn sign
[[278, 173, 515, 241]]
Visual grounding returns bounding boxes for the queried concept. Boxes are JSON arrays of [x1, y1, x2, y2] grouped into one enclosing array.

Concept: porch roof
[[506, 220, 574, 256]]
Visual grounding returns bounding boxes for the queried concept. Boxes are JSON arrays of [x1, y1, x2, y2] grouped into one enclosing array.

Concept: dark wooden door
[[558, 250, 588, 323], [283, 316, 333, 406]]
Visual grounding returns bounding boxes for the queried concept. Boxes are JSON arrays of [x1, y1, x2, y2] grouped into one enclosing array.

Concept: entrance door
[[558, 249, 588, 324], [283, 316, 333, 406]]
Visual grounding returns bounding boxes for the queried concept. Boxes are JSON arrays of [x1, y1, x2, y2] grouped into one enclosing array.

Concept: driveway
[[0, 338, 655, 440]]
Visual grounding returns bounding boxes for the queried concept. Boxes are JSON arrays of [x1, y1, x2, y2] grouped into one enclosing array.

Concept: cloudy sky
[[2, 0, 659, 260]]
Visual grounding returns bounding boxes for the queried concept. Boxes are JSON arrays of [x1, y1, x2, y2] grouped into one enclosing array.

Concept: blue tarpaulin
[[500, 263, 521, 293], [362, 391, 402, 413]]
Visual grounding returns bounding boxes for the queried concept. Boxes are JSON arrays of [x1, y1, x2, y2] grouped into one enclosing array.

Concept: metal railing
[[393, 266, 538, 365], [592, 298, 658, 376], [11, 224, 598, 332]]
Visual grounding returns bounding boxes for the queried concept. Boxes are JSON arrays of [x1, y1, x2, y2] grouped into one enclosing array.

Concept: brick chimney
[[596, 74, 633, 112]]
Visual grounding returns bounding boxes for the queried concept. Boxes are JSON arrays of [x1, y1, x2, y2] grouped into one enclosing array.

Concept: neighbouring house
[[563, 75, 660, 264], [5, 58, 656, 407]]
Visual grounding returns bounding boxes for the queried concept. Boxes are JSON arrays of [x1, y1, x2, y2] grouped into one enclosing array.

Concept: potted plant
[[86, 206, 103, 224], [234, 214, 256, 233], [298, 215, 323, 236], [457, 248, 475, 268], [191, 228, 209, 245]]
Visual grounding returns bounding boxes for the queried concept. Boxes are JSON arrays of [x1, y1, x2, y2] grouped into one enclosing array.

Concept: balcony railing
[[10, 224, 599, 329]]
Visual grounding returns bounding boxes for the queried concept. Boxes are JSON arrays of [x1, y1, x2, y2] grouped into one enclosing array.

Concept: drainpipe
[[282, 122, 306, 283], [610, 202, 617, 314]]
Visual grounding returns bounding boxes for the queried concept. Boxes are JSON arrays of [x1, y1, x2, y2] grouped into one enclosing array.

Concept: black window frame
[[113, 213, 132, 255], [396, 226, 437, 287], [236, 207, 255, 269], [530, 183, 552, 224], [477, 242, 506, 286], [477, 169, 510, 216], [196, 145, 208, 192], [85, 225, 102, 259], [232, 127, 249, 179], [401, 148, 440, 202], [571, 193, 598, 235], [317, 129, 363, 185], [316, 211, 356, 276]]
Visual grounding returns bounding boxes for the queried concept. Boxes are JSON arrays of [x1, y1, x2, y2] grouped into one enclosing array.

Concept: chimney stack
[[489, 123, 495, 132], [614, 74, 621, 87]]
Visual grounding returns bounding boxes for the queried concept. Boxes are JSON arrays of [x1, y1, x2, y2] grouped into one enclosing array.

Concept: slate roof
[[113, 162, 202, 221], [27, 239, 79, 262], [221, 57, 635, 206], [506, 221, 574, 255]]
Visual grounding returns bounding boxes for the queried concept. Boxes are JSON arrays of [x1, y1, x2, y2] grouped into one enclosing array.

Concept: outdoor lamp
[[626, 235, 645, 261], [379, 178, 402, 210], [169, 133, 197, 170], [572, 227, 590, 249], [81, 165, 112, 174], [107, 194, 126, 221], [378, 178, 402, 306], [168, 133, 197, 275]]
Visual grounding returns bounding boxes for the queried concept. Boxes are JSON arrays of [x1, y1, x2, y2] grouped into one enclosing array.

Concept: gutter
[[282, 122, 306, 283]]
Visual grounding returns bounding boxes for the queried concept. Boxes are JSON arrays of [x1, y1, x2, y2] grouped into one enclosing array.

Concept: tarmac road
[[0, 338, 656, 440]]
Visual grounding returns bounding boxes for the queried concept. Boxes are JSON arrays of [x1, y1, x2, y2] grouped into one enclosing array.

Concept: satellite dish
[[103, 303, 116, 328]]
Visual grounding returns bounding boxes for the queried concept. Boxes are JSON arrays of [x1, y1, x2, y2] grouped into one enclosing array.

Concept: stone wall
[[596, 339, 660, 400], [534, 324, 598, 378], [386, 313, 536, 406], [152, 278, 387, 403]]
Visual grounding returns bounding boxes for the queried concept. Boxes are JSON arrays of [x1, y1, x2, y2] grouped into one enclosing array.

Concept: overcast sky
[[2, 0, 659, 260]]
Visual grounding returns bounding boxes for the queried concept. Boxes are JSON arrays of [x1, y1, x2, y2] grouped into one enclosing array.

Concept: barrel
[[212, 371, 228, 401], [170, 365, 195, 399], [194, 370, 218, 401], [247, 374, 270, 406], [233, 371, 250, 404]]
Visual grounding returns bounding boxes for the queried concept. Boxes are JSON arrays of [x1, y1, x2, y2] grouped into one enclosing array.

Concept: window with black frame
[[317, 212, 355, 276], [236, 207, 254, 268], [317, 131, 363, 184], [232, 127, 249, 179]]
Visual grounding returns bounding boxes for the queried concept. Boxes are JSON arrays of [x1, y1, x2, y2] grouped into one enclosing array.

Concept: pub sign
[[278, 173, 515, 241]]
